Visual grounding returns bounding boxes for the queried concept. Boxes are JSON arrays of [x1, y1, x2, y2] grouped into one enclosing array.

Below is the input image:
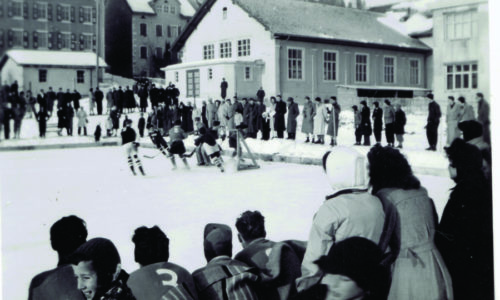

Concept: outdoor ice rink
[[0, 146, 454, 300]]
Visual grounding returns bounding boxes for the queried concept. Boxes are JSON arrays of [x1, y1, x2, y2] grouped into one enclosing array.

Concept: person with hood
[[394, 104, 406, 149], [192, 223, 260, 300], [29, 215, 88, 300], [296, 147, 385, 292], [71, 238, 136, 300], [372, 101, 383, 144], [286, 97, 300, 140], [294, 237, 390, 300], [127, 226, 198, 300], [360, 100, 372, 146], [313, 98, 328, 144], [436, 139, 494, 300], [367, 145, 453, 300], [235, 211, 303, 300], [301, 96, 315, 143], [446, 96, 461, 145], [326, 96, 341, 146], [76, 107, 88, 136]]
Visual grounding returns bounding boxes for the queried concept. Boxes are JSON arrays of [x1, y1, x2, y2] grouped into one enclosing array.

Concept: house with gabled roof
[[105, 0, 198, 78], [165, 0, 432, 104]]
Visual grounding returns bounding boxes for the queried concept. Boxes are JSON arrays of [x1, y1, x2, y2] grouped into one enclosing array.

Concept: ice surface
[[0, 147, 454, 300]]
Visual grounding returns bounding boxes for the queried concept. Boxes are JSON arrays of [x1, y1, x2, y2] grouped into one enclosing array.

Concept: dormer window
[[222, 7, 227, 20]]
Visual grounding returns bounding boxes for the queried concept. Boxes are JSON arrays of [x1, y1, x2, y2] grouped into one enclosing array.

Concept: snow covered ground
[[0, 147, 454, 300]]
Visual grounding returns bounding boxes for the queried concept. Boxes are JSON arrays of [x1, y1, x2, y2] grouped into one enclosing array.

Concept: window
[[156, 47, 162, 58], [170, 5, 176, 14], [61, 32, 71, 49], [208, 68, 213, 80], [11, 1, 23, 18], [156, 25, 162, 36], [37, 31, 48, 48], [82, 6, 92, 23], [445, 11, 475, 40], [140, 46, 147, 59], [171, 25, 178, 38], [60, 4, 70, 22], [35, 2, 48, 20], [140, 23, 147, 36], [409, 59, 420, 85], [288, 48, 303, 80], [383, 56, 395, 83], [186, 70, 200, 97], [238, 39, 250, 57], [323, 51, 337, 81], [77, 70, 85, 83], [222, 7, 227, 19], [82, 34, 92, 50], [220, 41, 231, 58], [203, 44, 214, 60], [12, 29, 23, 47], [163, 5, 169, 13], [355, 54, 368, 82], [39, 69, 47, 82], [446, 63, 478, 90], [244, 66, 252, 80]]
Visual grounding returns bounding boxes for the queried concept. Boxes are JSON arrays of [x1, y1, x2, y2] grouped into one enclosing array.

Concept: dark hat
[[384, 99, 391, 105], [426, 93, 434, 100], [315, 97, 322, 102], [203, 223, 232, 260], [213, 121, 220, 126], [174, 120, 181, 126], [315, 237, 384, 292], [458, 120, 483, 141], [330, 96, 337, 101], [373, 101, 379, 106], [199, 127, 207, 135], [445, 138, 483, 172], [352, 105, 358, 110], [360, 100, 367, 106], [125, 119, 133, 125]]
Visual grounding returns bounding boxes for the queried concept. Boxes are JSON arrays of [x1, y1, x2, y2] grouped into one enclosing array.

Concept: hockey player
[[146, 124, 174, 163], [194, 127, 225, 172], [168, 120, 190, 170], [121, 119, 146, 176]]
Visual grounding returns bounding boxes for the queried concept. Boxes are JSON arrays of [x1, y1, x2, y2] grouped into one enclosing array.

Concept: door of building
[[186, 69, 200, 98]]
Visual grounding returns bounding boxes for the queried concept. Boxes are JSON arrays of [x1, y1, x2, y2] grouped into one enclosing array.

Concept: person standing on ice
[[313, 97, 327, 144], [383, 99, 395, 147], [296, 147, 385, 292], [127, 226, 198, 300], [168, 120, 190, 170], [394, 104, 406, 149], [301, 96, 315, 143], [121, 119, 146, 176], [360, 100, 372, 146], [372, 101, 383, 144], [286, 97, 300, 140], [76, 107, 88, 136], [28, 215, 88, 300], [326, 96, 341, 146], [425, 93, 441, 151], [274, 95, 287, 139]]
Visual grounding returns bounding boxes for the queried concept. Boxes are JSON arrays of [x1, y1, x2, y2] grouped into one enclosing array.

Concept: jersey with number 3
[[127, 261, 198, 300]]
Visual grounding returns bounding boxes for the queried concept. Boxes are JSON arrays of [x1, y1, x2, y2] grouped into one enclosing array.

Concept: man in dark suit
[[426, 93, 441, 151]]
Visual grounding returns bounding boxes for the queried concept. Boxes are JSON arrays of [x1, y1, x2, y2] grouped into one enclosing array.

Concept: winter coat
[[427, 101, 441, 125], [477, 98, 490, 125], [76, 109, 88, 127], [220, 81, 228, 99], [327, 103, 341, 137], [235, 238, 303, 300], [125, 90, 135, 108], [446, 103, 461, 144], [127, 261, 198, 300], [287, 102, 300, 134], [29, 265, 84, 300], [274, 101, 287, 132], [207, 102, 216, 127], [257, 89, 265, 102], [100, 271, 136, 300], [192, 256, 259, 300], [297, 190, 385, 292], [301, 101, 315, 134], [435, 173, 493, 300], [394, 109, 406, 135], [224, 103, 235, 130], [361, 106, 372, 135], [383, 105, 395, 124], [243, 103, 252, 128], [376, 187, 453, 300], [106, 91, 114, 108], [372, 107, 383, 132], [459, 103, 475, 122], [247, 104, 259, 134], [313, 103, 328, 136], [57, 109, 66, 128], [138, 88, 148, 108]]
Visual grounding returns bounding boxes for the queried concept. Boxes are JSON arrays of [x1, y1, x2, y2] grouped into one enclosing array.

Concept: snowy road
[[0, 147, 454, 300]]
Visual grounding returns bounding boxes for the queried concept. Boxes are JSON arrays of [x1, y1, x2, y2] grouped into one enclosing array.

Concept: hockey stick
[[183, 147, 197, 158], [143, 152, 161, 159]]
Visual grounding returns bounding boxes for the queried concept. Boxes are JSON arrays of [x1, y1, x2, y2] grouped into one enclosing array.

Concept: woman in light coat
[[269, 97, 277, 138], [76, 107, 88, 136], [313, 98, 328, 144]]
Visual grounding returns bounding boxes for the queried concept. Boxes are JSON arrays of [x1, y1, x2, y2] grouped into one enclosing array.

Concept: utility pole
[[95, 0, 100, 88]]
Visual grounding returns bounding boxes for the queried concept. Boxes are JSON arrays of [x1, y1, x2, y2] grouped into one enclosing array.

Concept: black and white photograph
[[0, 0, 497, 299]]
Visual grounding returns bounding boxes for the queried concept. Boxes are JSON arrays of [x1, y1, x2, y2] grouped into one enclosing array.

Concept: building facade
[[105, 0, 196, 79], [0, 0, 99, 59], [431, 0, 489, 103], [166, 0, 431, 105]]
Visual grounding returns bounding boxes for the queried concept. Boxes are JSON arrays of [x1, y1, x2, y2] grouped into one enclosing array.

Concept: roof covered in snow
[[378, 11, 432, 36], [126, 0, 155, 14], [4, 50, 107, 67], [178, 0, 196, 16], [173, 0, 430, 52]]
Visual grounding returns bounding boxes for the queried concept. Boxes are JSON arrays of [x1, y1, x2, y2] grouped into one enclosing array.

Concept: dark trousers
[[355, 127, 362, 143], [374, 129, 382, 143], [426, 123, 439, 148], [96, 100, 103, 115], [139, 127, 144, 138], [39, 122, 46, 137], [363, 134, 371, 145], [385, 123, 395, 144], [287, 132, 296, 139], [3, 119, 10, 139], [277, 130, 284, 138], [67, 121, 73, 135], [78, 126, 87, 135]]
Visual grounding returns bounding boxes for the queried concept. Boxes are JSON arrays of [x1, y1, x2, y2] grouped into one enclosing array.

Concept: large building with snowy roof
[[165, 0, 432, 104], [105, 0, 199, 78], [0, 49, 107, 94]]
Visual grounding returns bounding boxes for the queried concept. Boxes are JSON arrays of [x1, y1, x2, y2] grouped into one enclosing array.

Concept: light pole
[[95, 0, 100, 88]]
